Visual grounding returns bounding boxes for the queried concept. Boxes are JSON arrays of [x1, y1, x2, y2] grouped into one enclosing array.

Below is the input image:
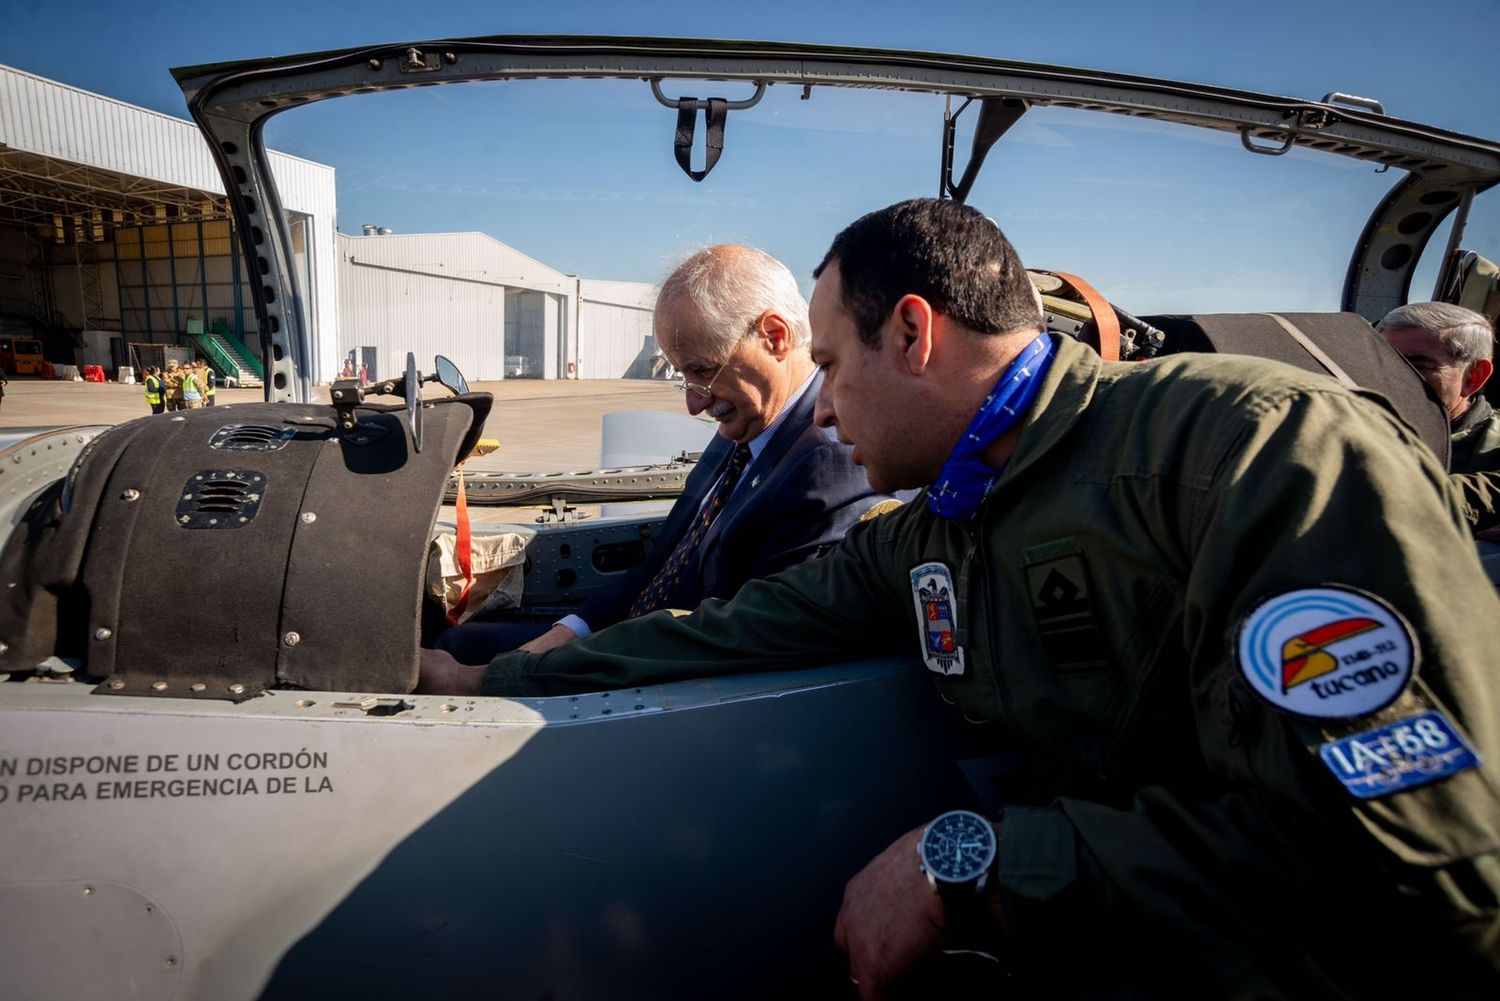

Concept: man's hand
[[834, 825, 948, 999], [414, 647, 486, 696], [519, 623, 577, 655]]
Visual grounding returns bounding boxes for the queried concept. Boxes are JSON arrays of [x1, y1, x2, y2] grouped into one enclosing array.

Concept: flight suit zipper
[[960, 496, 1012, 726], [955, 521, 976, 652]]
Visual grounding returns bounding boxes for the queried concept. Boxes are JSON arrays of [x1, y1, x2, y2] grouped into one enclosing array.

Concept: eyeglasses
[[675, 334, 747, 400]]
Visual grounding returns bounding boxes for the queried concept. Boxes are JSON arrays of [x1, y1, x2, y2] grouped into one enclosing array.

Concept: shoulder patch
[[1319, 710, 1479, 799], [1236, 586, 1414, 719], [860, 499, 904, 522], [909, 562, 965, 676]]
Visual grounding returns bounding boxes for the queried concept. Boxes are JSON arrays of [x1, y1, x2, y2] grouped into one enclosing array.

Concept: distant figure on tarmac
[[143, 367, 164, 414], [199, 361, 217, 407], [163, 360, 185, 412], [0, 366, 7, 409], [180, 362, 204, 410], [358, 362, 369, 387]]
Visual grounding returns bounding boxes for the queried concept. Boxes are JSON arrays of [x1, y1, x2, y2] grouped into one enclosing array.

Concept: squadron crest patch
[[910, 562, 964, 676], [1237, 586, 1415, 719]]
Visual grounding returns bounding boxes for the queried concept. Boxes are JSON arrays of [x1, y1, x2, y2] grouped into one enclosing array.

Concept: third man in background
[[1378, 301, 1500, 528]]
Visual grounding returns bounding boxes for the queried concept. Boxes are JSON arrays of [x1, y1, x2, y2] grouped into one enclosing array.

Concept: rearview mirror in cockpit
[[433, 355, 469, 396]]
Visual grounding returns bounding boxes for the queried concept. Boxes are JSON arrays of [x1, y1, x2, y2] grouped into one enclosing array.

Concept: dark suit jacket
[[576, 369, 890, 630]]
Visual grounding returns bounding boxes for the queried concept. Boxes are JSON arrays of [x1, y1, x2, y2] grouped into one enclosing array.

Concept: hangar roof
[[0, 64, 333, 239]]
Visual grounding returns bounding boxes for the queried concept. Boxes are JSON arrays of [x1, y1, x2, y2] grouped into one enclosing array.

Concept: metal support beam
[[138, 226, 152, 340], [167, 224, 181, 337], [197, 221, 209, 333], [229, 218, 243, 336], [112, 253, 123, 339]]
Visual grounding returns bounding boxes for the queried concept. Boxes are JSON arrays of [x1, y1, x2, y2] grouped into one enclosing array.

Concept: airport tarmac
[[0, 376, 700, 471]]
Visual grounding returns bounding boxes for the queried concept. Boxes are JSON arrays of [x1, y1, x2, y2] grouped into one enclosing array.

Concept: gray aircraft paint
[[0, 684, 544, 998], [0, 660, 971, 999]]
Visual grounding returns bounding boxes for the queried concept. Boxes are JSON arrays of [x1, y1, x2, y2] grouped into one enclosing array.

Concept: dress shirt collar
[[743, 366, 818, 466]]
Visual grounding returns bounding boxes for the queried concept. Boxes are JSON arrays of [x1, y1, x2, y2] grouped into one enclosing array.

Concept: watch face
[[919, 809, 996, 885]]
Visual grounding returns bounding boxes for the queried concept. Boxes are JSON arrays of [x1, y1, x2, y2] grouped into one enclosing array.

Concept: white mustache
[[707, 400, 735, 419]]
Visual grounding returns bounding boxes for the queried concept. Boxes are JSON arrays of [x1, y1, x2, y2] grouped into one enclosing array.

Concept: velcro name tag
[[1319, 710, 1479, 800]]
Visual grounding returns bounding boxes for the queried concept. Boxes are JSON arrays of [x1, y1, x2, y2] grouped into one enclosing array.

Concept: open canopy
[[173, 36, 1500, 402]]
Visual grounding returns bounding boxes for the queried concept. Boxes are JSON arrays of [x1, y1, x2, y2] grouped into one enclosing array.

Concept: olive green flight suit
[[484, 336, 1500, 996], [1448, 396, 1500, 530]]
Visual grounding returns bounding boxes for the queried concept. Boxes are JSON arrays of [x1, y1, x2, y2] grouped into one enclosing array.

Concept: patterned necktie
[[628, 444, 752, 617]]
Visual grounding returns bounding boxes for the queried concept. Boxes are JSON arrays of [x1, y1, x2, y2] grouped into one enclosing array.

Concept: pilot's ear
[[893, 294, 935, 375]]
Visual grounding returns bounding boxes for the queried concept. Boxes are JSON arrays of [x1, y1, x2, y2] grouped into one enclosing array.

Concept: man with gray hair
[[1378, 302, 1500, 526], [421, 244, 891, 673]]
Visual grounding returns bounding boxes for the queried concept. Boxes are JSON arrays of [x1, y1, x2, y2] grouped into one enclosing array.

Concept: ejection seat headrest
[[1143, 312, 1450, 467]]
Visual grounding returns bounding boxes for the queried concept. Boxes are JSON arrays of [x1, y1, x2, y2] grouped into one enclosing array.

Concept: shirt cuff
[[557, 614, 591, 638]]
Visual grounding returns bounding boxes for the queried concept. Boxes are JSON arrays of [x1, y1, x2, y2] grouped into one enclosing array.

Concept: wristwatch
[[919, 807, 999, 940], [918, 808, 997, 894]]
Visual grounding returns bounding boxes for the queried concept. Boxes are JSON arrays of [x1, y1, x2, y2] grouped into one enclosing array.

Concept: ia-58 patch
[[1319, 710, 1480, 799]]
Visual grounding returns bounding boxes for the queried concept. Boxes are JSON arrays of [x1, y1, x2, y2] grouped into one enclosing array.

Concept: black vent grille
[[176, 470, 266, 529], [209, 424, 296, 452]]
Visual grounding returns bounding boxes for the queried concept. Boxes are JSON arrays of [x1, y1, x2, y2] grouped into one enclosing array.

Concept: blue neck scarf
[[927, 333, 1055, 520]]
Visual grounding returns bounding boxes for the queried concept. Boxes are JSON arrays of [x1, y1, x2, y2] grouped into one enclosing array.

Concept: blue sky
[[4, 0, 1498, 313]]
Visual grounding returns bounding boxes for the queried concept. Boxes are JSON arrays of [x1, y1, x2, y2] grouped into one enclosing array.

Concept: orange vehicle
[[0, 337, 44, 375]]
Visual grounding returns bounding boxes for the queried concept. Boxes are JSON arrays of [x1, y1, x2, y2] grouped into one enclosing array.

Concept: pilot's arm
[[710, 439, 893, 591], [478, 516, 909, 697]]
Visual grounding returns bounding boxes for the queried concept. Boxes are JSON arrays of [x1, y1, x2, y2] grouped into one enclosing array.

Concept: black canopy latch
[[650, 79, 766, 183]]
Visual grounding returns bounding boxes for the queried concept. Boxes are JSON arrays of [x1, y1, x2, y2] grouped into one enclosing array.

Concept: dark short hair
[[814, 198, 1041, 347]]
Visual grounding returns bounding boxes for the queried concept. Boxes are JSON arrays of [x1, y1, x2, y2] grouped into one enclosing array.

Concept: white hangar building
[[1, 65, 660, 388], [0, 64, 337, 384], [338, 231, 658, 384]]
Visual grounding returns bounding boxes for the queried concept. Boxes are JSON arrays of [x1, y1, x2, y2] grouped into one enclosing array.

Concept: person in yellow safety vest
[[201, 361, 217, 407], [181, 362, 204, 410], [143, 368, 165, 414], [164, 360, 185, 412]]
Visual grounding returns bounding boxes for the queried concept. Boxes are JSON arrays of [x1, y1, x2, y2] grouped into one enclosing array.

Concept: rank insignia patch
[[1319, 711, 1479, 799], [910, 562, 965, 676], [1237, 586, 1414, 719]]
